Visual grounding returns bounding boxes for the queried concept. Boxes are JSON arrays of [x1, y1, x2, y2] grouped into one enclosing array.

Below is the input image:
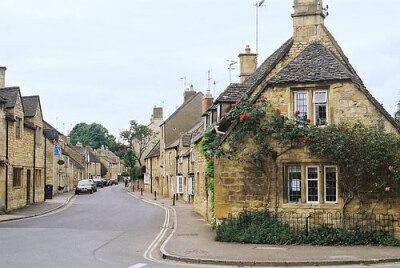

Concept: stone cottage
[[208, 0, 400, 238]]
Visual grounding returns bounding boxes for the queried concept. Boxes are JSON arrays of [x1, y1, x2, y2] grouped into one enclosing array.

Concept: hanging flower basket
[[0, 158, 9, 168]]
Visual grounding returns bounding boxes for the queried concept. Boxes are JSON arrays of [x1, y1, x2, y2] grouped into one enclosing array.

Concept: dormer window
[[217, 104, 221, 122], [293, 88, 328, 125], [313, 90, 327, 126], [16, 117, 22, 139]]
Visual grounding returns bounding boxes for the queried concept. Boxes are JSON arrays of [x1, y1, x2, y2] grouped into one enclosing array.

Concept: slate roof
[[269, 41, 355, 85], [161, 91, 204, 126], [145, 141, 160, 159], [245, 38, 294, 93], [22, 95, 40, 117], [0, 96, 6, 104], [215, 83, 248, 103], [0, 87, 20, 109]]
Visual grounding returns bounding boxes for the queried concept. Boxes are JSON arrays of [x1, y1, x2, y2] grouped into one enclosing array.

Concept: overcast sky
[[1, 0, 399, 138]]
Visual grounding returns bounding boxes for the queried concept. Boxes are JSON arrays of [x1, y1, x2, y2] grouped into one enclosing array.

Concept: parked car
[[75, 180, 93, 194], [87, 179, 97, 192], [93, 178, 104, 188], [110, 178, 118, 185], [102, 178, 111, 186]]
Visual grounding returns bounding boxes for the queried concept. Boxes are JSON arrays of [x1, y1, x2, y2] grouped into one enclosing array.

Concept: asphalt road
[[1, 184, 399, 268], [0, 184, 172, 268]]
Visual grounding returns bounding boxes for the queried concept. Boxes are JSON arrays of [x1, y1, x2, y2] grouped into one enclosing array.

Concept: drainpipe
[[44, 134, 47, 200], [5, 120, 9, 211], [150, 159, 153, 193], [33, 127, 36, 203]]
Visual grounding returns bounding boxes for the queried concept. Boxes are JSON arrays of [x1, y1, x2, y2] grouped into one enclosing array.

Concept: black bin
[[45, 184, 53, 199]]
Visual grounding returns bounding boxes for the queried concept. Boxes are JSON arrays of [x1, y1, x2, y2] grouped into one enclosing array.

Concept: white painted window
[[176, 175, 183, 194], [294, 91, 308, 121], [288, 166, 301, 203], [191, 148, 195, 163], [188, 175, 194, 195], [313, 90, 328, 126], [307, 166, 319, 203], [325, 166, 338, 203], [217, 104, 221, 122]]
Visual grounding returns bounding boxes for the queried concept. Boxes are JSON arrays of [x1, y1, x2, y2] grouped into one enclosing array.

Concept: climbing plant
[[202, 94, 400, 212], [308, 122, 400, 212]]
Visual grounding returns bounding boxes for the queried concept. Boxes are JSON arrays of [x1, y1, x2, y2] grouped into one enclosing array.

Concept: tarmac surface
[[1, 185, 400, 267]]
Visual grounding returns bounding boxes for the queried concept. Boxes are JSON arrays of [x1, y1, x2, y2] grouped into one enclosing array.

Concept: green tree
[[70, 122, 111, 149], [395, 100, 400, 123], [120, 120, 157, 167]]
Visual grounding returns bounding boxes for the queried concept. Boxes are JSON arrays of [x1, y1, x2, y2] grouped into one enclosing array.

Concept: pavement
[[1, 187, 400, 267]]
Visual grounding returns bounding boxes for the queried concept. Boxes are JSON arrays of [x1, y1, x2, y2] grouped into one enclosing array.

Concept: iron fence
[[231, 210, 396, 235]]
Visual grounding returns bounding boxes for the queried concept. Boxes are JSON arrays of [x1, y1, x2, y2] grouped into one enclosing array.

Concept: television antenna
[[227, 60, 237, 83], [180, 76, 186, 90], [254, 0, 265, 56]]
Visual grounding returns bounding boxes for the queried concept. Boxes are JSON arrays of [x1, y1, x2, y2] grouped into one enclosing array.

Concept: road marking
[[128, 263, 147, 268]]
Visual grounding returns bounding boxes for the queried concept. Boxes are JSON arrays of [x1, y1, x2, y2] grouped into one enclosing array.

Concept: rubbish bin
[[45, 184, 53, 199]]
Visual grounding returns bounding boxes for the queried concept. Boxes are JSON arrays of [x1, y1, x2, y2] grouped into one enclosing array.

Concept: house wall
[[214, 81, 400, 237], [192, 142, 213, 222], [7, 97, 27, 210], [0, 103, 6, 211]]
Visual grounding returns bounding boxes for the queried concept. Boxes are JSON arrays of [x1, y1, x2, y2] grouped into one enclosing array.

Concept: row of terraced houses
[[0, 69, 124, 212], [143, 0, 400, 237]]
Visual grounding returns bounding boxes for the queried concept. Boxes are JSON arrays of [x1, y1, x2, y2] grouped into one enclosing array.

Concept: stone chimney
[[150, 105, 163, 124], [238, 45, 257, 83], [202, 90, 214, 114], [184, 84, 197, 103], [0, 67, 7, 88], [292, 0, 326, 43]]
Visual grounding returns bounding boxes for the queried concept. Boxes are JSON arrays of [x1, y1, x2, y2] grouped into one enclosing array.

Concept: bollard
[[188, 195, 190, 204], [141, 188, 143, 196], [154, 191, 157, 200], [173, 194, 175, 206], [132, 184, 134, 192]]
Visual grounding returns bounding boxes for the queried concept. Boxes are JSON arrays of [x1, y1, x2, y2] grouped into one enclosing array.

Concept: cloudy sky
[[1, 0, 399, 138]]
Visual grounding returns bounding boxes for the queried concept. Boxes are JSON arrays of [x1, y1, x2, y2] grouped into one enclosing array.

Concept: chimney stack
[[238, 45, 257, 83], [0, 67, 7, 88], [184, 84, 197, 103], [292, 0, 326, 43], [202, 90, 214, 114]]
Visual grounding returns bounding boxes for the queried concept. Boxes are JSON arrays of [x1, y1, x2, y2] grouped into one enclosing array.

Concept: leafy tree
[[123, 148, 136, 170], [120, 120, 157, 167], [70, 122, 111, 149], [395, 100, 400, 123]]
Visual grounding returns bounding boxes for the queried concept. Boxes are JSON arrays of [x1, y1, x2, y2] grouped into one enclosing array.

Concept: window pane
[[288, 166, 301, 202], [313, 91, 327, 103], [295, 92, 308, 121], [315, 104, 327, 125], [325, 167, 337, 202], [307, 167, 318, 202]]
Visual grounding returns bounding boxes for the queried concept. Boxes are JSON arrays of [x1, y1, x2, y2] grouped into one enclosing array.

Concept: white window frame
[[188, 175, 194, 195], [313, 90, 328, 126], [294, 91, 308, 122], [324, 166, 338, 203], [306, 166, 319, 204], [216, 104, 221, 122], [288, 166, 302, 203], [190, 148, 195, 163], [208, 112, 212, 125], [176, 175, 183, 194], [203, 116, 207, 129]]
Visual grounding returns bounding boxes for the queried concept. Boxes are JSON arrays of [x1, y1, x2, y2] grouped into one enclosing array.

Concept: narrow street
[[0, 184, 170, 268]]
